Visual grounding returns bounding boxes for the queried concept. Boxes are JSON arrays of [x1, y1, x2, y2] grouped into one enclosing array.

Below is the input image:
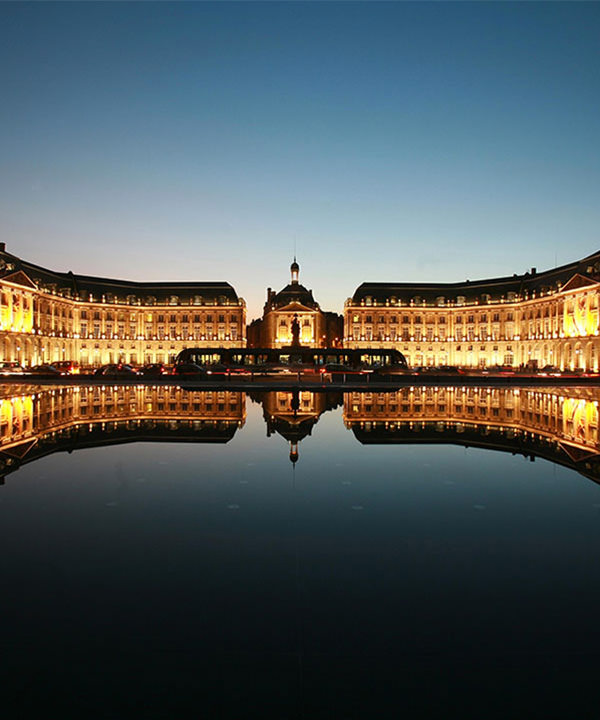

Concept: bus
[[175, 347, 408, 374]]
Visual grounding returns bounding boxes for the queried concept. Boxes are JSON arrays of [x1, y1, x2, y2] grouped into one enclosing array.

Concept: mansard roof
[[270, 283, 318, 310], [0, 248, 240, 304], [351, 251, 600, 306]]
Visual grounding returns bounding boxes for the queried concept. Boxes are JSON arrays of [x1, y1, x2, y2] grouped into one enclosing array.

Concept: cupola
[[290, 259, 299, 285]]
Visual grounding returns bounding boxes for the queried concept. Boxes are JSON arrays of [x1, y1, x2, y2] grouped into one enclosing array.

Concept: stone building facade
[[344, 252, 600, 372], [4, 244, 600, 372], [0, 244, 246, 368], [247, 261, 343, 348]]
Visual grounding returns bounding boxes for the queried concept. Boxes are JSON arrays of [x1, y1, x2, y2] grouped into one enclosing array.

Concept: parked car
[[138, 363, 168, 376], [173, 362, 208, 377], [418, 365, 463, 375], [371, 364, 413, 377], [94, 364, 138, 378], [28, 364, 62, 376], [538, 365, 561, 376], [0, 361, 24, 375], [53, 360, 80, 375]]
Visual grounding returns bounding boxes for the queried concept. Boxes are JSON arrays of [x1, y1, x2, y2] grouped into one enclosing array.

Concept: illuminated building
[[257, 389, 342, 462], [0, 245, 246, 367], [345, 252, 600, 371], [343, 386, 600, 482], [3, 384, 600, 483], [247, 260, 342, 348], [0, 385, 245, 480]]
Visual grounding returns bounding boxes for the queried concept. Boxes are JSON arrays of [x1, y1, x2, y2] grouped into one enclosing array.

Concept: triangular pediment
[[560, 273, 597, 293], [275, 300, 318, 313], [557, 441, 599, 464], [1, 438, 38, 460], [1, 270, 38, 290]]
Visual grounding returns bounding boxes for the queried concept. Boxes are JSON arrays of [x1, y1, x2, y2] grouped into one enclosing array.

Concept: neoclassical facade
[[4, 245, 600, 371], [247, 260, 343, 348], [0, 244, 246, 367], [345, 252, 600, 371]]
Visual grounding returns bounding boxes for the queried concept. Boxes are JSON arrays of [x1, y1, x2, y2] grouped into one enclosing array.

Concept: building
[[247, 260, 342, 348], [0, 244, 246, 367], [344, 251, 600, 371], [0, 384, 245, 481], [343, 386, 600, 483], [256, 389, 342, 463]]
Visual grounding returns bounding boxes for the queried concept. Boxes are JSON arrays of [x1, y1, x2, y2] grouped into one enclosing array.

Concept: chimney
[[0, 242, 5, 252], [531, 267, 536, 275]]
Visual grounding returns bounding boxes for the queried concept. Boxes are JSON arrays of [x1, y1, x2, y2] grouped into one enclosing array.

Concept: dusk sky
[[1, 2, 599, 320]]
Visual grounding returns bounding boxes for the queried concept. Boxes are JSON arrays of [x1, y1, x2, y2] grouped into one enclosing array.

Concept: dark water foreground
[[2, 386, 600, 718]]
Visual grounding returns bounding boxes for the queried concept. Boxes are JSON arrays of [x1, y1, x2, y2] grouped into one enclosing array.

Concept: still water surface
[[2, 386, 600, 717]]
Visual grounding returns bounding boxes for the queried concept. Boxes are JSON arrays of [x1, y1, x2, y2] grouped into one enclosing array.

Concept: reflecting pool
[[2, 385, 600, 717]]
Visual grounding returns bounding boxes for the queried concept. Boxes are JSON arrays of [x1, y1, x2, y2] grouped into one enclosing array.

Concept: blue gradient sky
[[1, 2, 599, 320]]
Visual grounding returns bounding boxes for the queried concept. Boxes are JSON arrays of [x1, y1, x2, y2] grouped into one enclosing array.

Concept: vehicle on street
[[28, 364, 62, 376], [53, 361, 80, 375], [94, 364, 138, 378], [538, 365, 561, 376], [173, 363, 207, 377], [418, 365, 463, 375], [0, 361, 24, 375], [138, 363, 168, 376]]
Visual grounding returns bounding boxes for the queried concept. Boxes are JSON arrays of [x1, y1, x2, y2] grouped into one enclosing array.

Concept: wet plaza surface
[[2, 384, 600, 718]]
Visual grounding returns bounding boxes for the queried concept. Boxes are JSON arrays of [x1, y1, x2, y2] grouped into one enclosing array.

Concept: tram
[[175, 347, 408, 373]]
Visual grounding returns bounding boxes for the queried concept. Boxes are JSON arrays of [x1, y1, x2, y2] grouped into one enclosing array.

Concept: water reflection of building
[[344, 387, 600, 482], [0, 244, 246, 368], [247, 260, 343, 348], [0, 386, 246, 481], [4, 385, 600, 483], [256, 390, 342, 463]]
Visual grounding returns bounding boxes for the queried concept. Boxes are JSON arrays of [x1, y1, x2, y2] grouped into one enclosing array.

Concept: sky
[[1, 1, 599, 321]]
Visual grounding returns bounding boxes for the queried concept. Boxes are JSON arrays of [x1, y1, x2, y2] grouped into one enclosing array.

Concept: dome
[[271, 283, 317, 309]]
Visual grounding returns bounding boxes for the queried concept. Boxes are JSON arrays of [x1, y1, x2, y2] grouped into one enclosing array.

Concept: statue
[[291, 313, 300, 346]]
